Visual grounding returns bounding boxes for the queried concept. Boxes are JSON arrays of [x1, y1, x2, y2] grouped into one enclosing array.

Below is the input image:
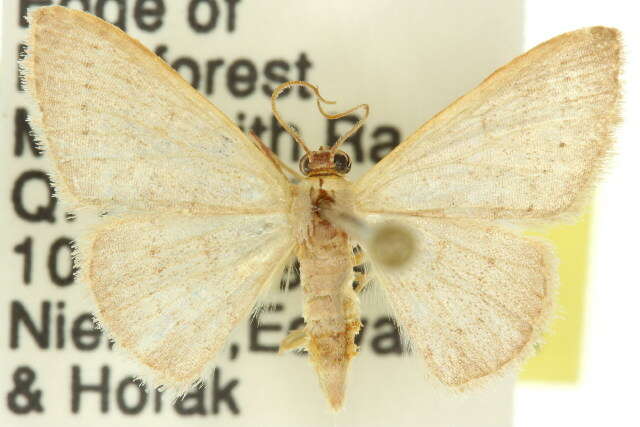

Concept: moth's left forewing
[[21, 6, 290, 214]]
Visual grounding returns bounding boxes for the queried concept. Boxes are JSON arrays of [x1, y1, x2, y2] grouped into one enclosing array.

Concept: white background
[[1, 1, 638, 426]]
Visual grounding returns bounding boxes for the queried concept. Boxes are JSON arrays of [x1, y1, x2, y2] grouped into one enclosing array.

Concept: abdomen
[[298, 213, 360, 411]]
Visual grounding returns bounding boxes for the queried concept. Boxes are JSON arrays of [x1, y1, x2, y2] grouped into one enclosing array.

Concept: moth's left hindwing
[[86, 213, 293, 392], [23, 6, 294, 392]]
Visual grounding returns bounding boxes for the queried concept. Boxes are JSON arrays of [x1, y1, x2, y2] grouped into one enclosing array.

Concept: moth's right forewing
[[355, 27, 621, 223], [23, 6, 290, 214]]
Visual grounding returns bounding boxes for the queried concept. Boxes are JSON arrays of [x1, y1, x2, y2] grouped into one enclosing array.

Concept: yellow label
[[520, 213, 591, 382]]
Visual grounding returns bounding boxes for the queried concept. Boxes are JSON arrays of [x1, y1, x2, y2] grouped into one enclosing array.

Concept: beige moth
[[22, 6, 621, 411]]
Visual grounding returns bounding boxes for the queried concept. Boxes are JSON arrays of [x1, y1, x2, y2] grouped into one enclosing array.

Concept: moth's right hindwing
[[367, 216, 555, 388]]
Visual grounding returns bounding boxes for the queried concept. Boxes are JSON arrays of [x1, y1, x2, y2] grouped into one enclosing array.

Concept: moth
[[23, 6, 621, 411]]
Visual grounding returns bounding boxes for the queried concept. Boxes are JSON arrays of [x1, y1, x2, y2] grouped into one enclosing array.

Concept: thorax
[[289, 175, 355, 248]]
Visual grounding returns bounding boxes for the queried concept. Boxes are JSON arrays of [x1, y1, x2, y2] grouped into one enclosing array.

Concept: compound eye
[[333, 151, 351, 175], [299, 154, 311, 176]]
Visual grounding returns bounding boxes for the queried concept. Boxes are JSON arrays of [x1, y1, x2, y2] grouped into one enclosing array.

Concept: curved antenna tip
[[270, 81, 370, 154]]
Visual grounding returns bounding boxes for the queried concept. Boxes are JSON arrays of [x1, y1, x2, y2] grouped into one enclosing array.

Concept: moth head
[[299, 148, 352, 176]]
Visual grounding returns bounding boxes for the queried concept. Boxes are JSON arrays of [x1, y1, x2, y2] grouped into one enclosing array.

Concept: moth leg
[[353, 269, 370, 294], [279, 327, 308, 354], [352, 245, 371, 294]]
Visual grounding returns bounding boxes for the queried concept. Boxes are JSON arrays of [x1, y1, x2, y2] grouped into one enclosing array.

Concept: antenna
[[271, 81, 369, 154]]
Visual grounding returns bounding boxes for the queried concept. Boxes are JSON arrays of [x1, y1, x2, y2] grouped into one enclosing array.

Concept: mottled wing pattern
[[355, 27, 621, 387], [23, 6, 289, 213], [24, 6, 295, 391], [356, 27, 621, 222], [366, 215, 554, 387], [86, 213, 294, 391]]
